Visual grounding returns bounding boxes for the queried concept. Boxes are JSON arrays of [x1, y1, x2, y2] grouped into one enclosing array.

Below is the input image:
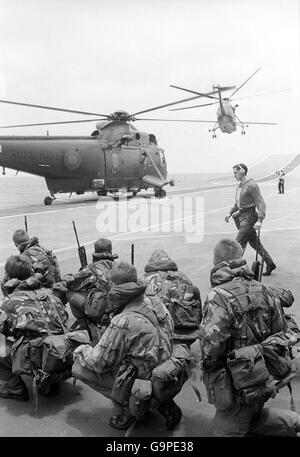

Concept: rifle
[[131, 243, 135, 265], [258, 255, 265, 282], [72, 220, 88, 269], [251, 228, 261, 281], [24, 215, 28, 233]]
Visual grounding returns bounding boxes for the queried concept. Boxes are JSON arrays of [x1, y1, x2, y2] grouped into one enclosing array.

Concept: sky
[[0, 0, 299, 173]]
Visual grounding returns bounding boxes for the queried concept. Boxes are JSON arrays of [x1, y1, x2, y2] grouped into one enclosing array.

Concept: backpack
[[10, 290, 72, 412], [217, 280, 297, 408], [145, 271, 202, 332], [84, 264, 111, 324], [217, 279, 272, 348], [25, 245, 60, 286], [68, 262, 112, 293], [3, 288, 68, 337]]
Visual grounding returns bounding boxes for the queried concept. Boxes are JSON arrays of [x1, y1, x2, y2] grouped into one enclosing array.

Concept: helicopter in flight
[[0, 90, 218, 205], [167, 68, 278, 138]]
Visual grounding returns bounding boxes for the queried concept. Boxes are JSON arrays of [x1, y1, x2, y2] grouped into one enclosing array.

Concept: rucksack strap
[[87, 264, 111, 294], [217, 281, 269, 346], [45, 295, 68, 334], [126, 301, 164, 359], [287, 382, 296, 412], [31, 292, 52, 336], [32, 291, 67, 335]]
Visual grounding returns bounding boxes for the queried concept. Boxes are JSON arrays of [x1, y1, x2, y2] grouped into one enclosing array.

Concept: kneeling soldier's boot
[[109, 404, 136, 430], [158, 399, 182, 430], [0, 375, 29, 401]]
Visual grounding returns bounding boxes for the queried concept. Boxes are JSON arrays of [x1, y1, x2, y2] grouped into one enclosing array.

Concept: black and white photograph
[[0, 0, 299, 441]]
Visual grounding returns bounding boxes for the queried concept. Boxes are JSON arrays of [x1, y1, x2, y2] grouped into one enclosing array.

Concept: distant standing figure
[[277, 170, 285, 194], [225, 163, 276, 276]]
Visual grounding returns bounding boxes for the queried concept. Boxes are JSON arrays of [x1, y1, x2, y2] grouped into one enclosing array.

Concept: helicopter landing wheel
[[97, 190, 107, 196], [132, 191, 138, 197], [212, 133, 217, 139], [44, 196, 53, 206], [155, 189, 166, 198]]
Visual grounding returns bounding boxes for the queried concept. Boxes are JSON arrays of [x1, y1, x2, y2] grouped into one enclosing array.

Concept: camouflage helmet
[[94, 238, 112, 254]]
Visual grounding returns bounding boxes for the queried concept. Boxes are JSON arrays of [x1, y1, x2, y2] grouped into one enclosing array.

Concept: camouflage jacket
[[199, 259, 287, 369], [0, 276, 68, 339], [142, 249, 202, 341], [1, 237, 61, 297], [62, 253, 117, 293], [74, 282, 173, 379]]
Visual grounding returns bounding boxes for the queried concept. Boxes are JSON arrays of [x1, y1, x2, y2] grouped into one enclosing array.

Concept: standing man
[[225, 163, 276, 276], [277, 170, 285, 194]]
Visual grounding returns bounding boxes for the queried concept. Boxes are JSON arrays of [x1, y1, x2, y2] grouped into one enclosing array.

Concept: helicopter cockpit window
[[135, 133, 140, 140], [91, 130, 99, 137], [149, 134, 157, 145], [159, 149, 166, 164]]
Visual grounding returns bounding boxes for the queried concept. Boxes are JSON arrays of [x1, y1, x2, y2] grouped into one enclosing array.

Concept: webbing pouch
[[227, 344, 269, 390], [203, 368, 234, 410], [236, 384, 274, 407], [151, 357, 188, 403], [42, 334, 73, 373], [28, 337, 44, 369], [111, 363, 136, 406], [129, 379, 152, 418], [85, 290, 108, 322], [11, 338, 32, 376]]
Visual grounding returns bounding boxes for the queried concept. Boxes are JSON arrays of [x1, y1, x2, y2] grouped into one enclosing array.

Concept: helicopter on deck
[[0, 90, 218, 205], [168, 68, 278, 138]]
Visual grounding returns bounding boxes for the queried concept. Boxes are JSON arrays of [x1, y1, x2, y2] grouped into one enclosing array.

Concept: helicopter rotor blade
[[229, 68, 261, 98], [0, 99, 109, 117], [135, 117, 217, 123], [169, 101, 219, 111], [131, 90, 220, 117], [0, 118, 106, 129], [231, 88, 290, 102], [169, 85, 219, 100], [236, 121, 278, 125]]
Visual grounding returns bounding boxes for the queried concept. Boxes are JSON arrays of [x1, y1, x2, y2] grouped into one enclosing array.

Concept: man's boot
[[109, 405, 136, 430], [263, 263, 277, 276], [158, 399, 182, 430], [0, 375, 29, 401]]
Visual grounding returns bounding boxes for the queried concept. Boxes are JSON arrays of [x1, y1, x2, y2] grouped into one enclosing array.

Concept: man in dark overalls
[[225, 163, 276, 276]]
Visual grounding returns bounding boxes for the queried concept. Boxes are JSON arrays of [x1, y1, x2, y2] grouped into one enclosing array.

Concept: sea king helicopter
[[0, 72, 277, 205], [0, 90, 219, 205], [167, 68, 278, 138]]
